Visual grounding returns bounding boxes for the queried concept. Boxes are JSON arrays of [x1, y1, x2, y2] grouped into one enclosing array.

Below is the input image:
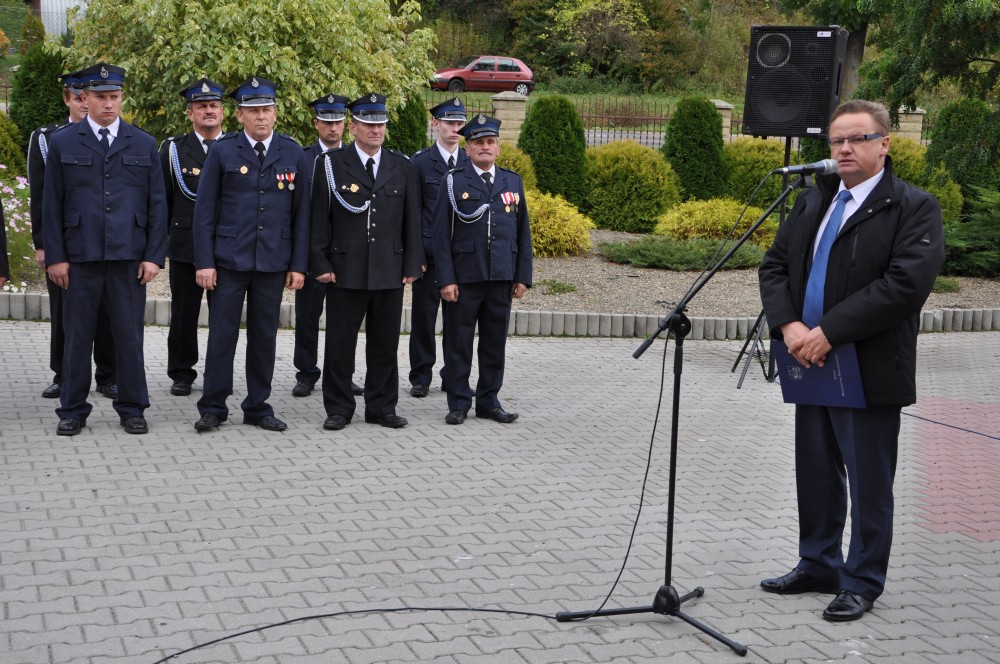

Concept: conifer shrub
[[661, 96, 727, 200], [724, 137, 789, 206], [942, 187, 1000, 277], [385, 93, 428, 155], [8, 43, 67, 145], [926, 98, 1000, 200], [496, 142, 537, 191], [600, 236, 765, 270], [584, 140, 680, 233], [526, 189, 594, 258], [888, 137, 963, 225], [798, 136, 829, 165], [654, 198, 775, 248], [0, 114, 26, 177], [517, 95, 587, 207], [18, 12, 44, 54]]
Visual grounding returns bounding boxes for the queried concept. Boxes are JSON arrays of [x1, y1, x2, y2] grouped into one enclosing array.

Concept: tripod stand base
[[556, 585, 748, 656]]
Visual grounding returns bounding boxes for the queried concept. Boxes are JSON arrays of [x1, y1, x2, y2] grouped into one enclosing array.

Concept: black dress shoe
[[244, 414, 288, 431], [410, 384, 429, 398], [445, 409, 467, 425], [292, 381, 314, 397], [57, 417, 85, 436], [42, 383, 61, 398], [823, 590, 874, 622], [760, 568, 839, 595], [121, 416, 148, 434], [96, 383, 118, 398], [364, 413, 408, 428], [323, 415, 349, 430], [194, 413, 224, 431], [476, 407, 519, 423], [170, 380, 192, 396], [351, 381, 364, 396]]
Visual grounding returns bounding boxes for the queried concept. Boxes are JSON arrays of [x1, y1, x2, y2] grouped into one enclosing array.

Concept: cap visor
[[352, 113, 388, 124], [238, 98, 276, 107], [315, 112, 346, 122]]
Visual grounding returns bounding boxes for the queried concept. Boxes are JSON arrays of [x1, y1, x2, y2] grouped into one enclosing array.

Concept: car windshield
[[456, 56, 479, 68]]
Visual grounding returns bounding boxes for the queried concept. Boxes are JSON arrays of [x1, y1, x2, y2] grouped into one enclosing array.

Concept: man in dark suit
[[432, 114, 532, 425], [291, 93, 363, 399], [309, 93, 422, 430], [42, 62, 168, 436], [28, 71, 117, 400], [407, 97, 468, 398], [192, 76, 311, 433], [159, 78, 226, 397], [759, 100, 945, 621]]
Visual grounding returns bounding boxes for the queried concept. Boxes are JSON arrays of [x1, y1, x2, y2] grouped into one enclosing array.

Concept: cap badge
[[327, 94, 334, 103], [477, 114, 486, 125], [453, 98, 461, 106], [100, 66, 109, 79], [201, 82, 210, 93], [251, 77, 260, 88], [370, 93, 377, 103]]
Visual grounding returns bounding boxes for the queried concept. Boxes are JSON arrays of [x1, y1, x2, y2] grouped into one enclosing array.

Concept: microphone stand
[[555, 175, 811, 657]]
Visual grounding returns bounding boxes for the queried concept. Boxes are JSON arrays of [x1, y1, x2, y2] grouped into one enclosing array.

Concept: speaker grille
[[743, 26, 847, 138]]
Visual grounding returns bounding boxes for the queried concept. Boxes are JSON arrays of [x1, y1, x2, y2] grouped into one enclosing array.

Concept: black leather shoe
[[194, 413, 224, 431], [476, 407, 519, 423], [57, 417, 85, 436], [823, 590, 874, 622], [365, 413, 408, 428], [760, 568, 839, 595], [170, 380, 192, 396], [445, 409, 467, 425], [351, 381, 364, 396], [96, 383, 118, 398], [244, 415, 288, 431], [121, 416, 148, 434], [292, 381, 314, 397], [323, 415, 348, 430], [42, 383, 61, 398], [410, 384, 429, 398]]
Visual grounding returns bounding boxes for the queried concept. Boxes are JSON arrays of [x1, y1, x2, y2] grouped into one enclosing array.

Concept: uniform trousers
[[322, 286, 403, 420], [46, 274, 115, 386], [442, 280, 512, 414], [293, 274, 326, 385], [198, 268, 284, 420], [408, 263, 445, 388], [794, 403, 901, 600], [166, 259, 206, 384], [58, 260, 148, 421]]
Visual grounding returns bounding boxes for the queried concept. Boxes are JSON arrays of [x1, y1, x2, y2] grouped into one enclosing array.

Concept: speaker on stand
[[734, 25, 848, 386]]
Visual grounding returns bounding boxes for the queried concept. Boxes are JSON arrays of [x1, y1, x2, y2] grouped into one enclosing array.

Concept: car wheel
[[448, 79, 465, 92], [514, 83, 530, 96]]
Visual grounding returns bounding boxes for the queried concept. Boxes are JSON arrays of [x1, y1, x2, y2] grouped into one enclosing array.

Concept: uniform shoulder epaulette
[[412, 147, 430, 158], [387, 148, 410, 161], [497, 165, 518, 176], [48, 121, 75, 136], [216, 132, 238, 143], [37, 122, 62, 134], [278, 132, 301, 146], [159, 134, 184, 150], [451, 166, 466, 174]]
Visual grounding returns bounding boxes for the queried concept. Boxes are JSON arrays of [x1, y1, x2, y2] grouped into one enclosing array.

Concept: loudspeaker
[[743, 25, 848, 138]]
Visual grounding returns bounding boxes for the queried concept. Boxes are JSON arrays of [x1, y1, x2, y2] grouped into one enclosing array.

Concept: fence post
[[896, 106, 926, 142], [712, 99, 734, 141], [491, 91, 529, 145]]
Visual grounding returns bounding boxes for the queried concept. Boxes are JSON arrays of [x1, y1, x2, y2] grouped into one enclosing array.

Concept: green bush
[[798, 136, 829, 165], [0, 115, 26, 177], [8, 43, 67, 146], [385, 93, 428, 156], [518, 95, 587, 207], [0, 168, 41, 291], [583, 140, 680, 233], [661, 96, 727, 200], [0, 0, 28, 52], [942, 187, 1000, 277], [496, 142, 538, 191], [888, 137, 963, 225], [526, 189, 594, 258], [654, 198, 775, 248], [18, 12, 44, 54], [724, 137, 790, 206], [926, 98, 1000, 200], [600, 236, 765, 270]]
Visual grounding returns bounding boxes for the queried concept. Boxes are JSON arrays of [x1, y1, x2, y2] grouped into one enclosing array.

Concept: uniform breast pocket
[[60, 153, 93, 187], [121, 154, 151, 187], [223, 163, 254, 191]]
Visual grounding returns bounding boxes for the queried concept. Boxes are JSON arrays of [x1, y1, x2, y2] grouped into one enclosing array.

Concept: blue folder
[[771, 340, 867, 408]]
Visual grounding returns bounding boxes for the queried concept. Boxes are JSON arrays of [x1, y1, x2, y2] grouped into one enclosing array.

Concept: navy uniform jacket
[[42, 120, 168, 266], [432, 166, 533, 287], [160, 132, 220, 264], [411, 144, 468, 265], [309, 146, 422, 290], [193, 132, 311, 274], [28, 122, 67, 251]]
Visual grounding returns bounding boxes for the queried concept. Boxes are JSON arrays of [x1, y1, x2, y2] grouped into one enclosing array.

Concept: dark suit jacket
[[192, 132, 311, 273], [432, 166, 533, 288], [42, 119, 168, 266], [309, 146, 422, 290], [28, 122, 67, 251], [160, 132, 215, 264], [411, 144, 468, 265]]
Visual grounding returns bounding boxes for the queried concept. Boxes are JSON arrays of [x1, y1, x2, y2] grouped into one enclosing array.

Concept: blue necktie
[[802, 189, 853, 327], [98, 127, 110, 153]]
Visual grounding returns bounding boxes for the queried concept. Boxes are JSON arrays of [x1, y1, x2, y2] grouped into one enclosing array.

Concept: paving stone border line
[[1, 292, 997, 340]]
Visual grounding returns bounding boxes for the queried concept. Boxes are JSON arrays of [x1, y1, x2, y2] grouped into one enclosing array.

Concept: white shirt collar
[[354, 142, 381, 168], [838, 167, 885, 206], [319, 139, 341, 151], [436, 141, 459, 165], [243, 130, 273, 152], [87, 116, 120, 141], [472, 163, 496, 180]]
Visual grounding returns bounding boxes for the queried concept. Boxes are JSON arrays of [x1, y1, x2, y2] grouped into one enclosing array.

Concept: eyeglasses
[[827, 133, 885, 148]]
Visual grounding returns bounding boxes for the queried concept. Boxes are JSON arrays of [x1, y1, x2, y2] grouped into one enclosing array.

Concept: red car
[[430, 56, 535, 96]]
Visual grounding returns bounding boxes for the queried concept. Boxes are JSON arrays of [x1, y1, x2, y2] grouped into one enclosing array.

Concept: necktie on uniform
[[481, 170, 492, 193], [98, 127, 110, 153], [447, 155, 455, 170], [254, 141, 265, 165], [366, 157, 376, 184], [802, 189, 853, 327], [203, 138, 215, 153]]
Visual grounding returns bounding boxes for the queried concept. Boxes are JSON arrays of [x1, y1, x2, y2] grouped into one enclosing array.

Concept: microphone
[[771, 159, 839, 176]]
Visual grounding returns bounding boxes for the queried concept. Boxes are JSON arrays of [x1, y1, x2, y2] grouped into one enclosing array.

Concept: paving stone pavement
[[1, 320, 998, 664]]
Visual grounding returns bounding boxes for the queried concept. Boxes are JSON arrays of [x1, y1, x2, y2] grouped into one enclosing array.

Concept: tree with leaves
[[62, 0, 435, 143]]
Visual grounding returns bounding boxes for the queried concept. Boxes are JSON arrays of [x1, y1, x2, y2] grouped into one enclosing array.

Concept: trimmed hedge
[[661, 96, 727, 200], [385, 93, 428, 156], [496, 142, 537, 191], [526, 189, 594, 258], [8, 43, 67, 146], [584, 140, 680, 233], [654, 198, 775, 249], [926, 98, 1000, 200], [0, 113, 26, 177], [518, 95, 587, 207], [724, 137, 790, 206]]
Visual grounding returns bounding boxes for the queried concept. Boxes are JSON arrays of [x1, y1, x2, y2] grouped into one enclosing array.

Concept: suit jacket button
[[258, 226, 264, 230]]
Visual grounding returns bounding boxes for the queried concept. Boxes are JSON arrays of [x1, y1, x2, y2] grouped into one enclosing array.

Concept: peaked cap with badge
[[229, 76, 277, 107], [460, 113, 501, 141], [429, 97, 467, 122], [181, 78, 224, 103], [309, 93, 350, 122], [76, 62, 126, 91], [348, 93, 388, 124]]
